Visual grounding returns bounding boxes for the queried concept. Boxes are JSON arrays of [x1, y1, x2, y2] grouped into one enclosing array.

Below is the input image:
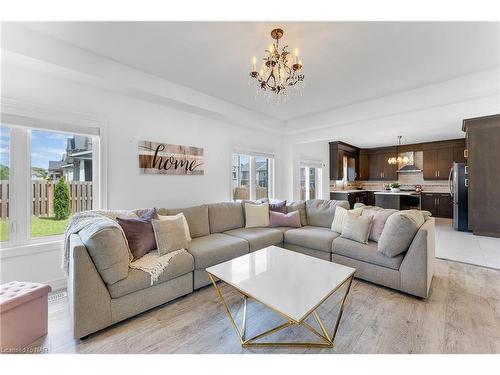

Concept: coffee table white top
[[206, 246, 355, 322]]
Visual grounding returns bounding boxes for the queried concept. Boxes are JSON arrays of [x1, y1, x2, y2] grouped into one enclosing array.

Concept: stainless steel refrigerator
[[449, 162, 469, 231]]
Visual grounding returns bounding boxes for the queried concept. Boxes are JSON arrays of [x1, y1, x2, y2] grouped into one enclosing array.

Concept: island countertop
[[374, 191, 420, 196]]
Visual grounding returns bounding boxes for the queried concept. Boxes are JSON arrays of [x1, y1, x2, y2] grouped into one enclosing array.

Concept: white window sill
[[0, 238, 63, 259]]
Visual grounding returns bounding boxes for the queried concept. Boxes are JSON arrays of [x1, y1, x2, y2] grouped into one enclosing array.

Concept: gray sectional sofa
[[68, 199, 435, 338]]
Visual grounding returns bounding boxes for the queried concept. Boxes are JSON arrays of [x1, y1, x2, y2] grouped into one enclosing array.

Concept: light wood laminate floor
[[36, 258, 500, 354]]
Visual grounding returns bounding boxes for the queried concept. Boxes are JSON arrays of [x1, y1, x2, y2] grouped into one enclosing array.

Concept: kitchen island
[[374, 191, 421, 210]]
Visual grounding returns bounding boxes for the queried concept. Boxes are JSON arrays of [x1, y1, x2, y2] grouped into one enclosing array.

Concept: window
[[0, 126, 11, 242], [0, 120, 100, 247], [300, 164, 322, 200], [232, 152, 274, 201], [30, 130, 94, 238]]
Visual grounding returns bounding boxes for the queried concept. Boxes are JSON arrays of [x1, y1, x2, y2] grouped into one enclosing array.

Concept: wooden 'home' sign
[[138, 141, 204, 175]]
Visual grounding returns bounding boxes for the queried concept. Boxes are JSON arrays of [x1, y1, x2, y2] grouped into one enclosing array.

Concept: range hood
[[396, 151, 421, 173]]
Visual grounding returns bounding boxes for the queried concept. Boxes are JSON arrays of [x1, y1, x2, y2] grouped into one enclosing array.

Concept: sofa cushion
[[152, 217, 188, 256], [244, 202, 270, 228], [107, 250, 194, 298], [361, 208, 397, 242], [269, 199, 287, 213], [116, 208, 158, 260], [78, 218, 131, 285], [378, 210, 425, 257], [286, 200, 308, 226], [269, 211, 301, 228], [284, 226, 340, 253], [306, 199, 349, 228], [188, 233, 249, 269], [158, 213, 192, 242], [208, 202, 244, 233], [224, 227, 283, 252], [340, 213, 373, 244], [331, 206, 363, 233], [167, 204, 210, 238], [332, 237, 404, 270]]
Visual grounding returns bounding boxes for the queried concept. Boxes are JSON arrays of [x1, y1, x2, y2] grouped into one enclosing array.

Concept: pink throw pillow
[[269, 210, 301, 228], [362, 208, 396, 242]]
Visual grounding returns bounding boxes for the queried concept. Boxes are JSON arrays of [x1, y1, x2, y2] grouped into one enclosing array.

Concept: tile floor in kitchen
[[435, 218, 500, 269]]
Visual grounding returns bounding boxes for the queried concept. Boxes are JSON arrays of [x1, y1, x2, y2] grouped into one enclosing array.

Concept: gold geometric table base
[[207, 272, 354, 349]]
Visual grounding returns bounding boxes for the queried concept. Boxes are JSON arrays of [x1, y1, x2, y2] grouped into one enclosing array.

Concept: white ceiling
[[16, 21, 500, 121]]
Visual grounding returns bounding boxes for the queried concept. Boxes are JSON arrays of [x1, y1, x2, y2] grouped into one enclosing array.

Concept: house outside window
[[232, 152, 274, 201], [0, 121, 100, 247], [300, 162, 322, 201]]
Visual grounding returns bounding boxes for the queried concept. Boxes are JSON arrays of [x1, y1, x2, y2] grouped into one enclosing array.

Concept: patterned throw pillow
[[117, 208, 158, 260]]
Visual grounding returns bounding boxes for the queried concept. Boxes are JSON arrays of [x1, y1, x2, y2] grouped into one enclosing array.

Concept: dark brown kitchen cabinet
[[381, 152, 398, 181], [463, 114, 500, 237], [329, 142, 359, 181], [423, 139, 465, 180], [420, 192, 452, 218], [365, 151, 397, 181], [358, 152, 369, 180]]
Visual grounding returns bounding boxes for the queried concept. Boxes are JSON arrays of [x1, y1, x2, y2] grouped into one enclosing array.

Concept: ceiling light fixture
[[249, 28, 305, 104], [388, 136, 410, 165]]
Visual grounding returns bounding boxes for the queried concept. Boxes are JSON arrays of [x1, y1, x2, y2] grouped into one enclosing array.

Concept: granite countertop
[[374, 191, 420, 196]]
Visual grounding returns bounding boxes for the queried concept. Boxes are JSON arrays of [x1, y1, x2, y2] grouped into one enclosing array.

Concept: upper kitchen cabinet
[[362, 147, 397, 181], [422, 139, 465, 180], [329, 142, 359, 181]]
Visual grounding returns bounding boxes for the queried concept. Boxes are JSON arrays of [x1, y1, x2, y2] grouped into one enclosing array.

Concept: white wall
[[0, 45, 284, 290]]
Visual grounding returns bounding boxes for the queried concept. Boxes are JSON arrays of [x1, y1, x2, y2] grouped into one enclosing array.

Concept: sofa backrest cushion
[[208, 202, 245, 233], [306, 199, 349, 228], [78, 218, 130, 285], [167, 204, 210, 238], [378, 210, 425, 257], [286, 200, 308, 226]]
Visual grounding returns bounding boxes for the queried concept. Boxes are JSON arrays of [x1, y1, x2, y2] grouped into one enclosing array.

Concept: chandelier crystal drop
[[249, 28, 305, 105], [388, 136, 410, 165]]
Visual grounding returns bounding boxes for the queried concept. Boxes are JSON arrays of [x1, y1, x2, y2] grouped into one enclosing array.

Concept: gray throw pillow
[[152, 217, 188, 256], [378, 210, 425, 257], [340, 213, 373, 244]]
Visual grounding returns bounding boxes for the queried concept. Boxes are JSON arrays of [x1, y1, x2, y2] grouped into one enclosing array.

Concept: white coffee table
[[206, 246, 355, 348]]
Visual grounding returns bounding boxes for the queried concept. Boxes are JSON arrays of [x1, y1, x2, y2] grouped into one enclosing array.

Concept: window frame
[[299, 161, 323, 201], [0, 99, 106, 251], [231, 150, 275, 201]]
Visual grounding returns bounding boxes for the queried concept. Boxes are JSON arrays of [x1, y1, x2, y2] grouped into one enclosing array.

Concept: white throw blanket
[[62, 210, 183, 285]]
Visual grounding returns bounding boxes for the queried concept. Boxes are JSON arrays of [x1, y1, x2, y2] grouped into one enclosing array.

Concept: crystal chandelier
[[388, 136, 410, 165], [249, 28, 305, 104]]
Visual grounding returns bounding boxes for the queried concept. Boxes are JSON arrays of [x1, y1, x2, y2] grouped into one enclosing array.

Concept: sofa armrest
[[399, 218, 435, 298], [68, 234, 112, 338]]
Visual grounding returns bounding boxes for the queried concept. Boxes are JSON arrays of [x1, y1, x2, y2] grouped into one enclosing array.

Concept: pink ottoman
[[0, 281, 51, 351]]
